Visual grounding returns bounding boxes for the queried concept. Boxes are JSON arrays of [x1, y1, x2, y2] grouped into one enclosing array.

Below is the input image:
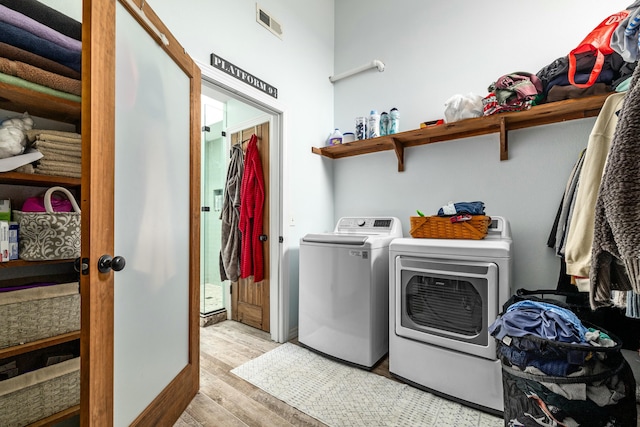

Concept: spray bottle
[[389, 108, 400, 134]]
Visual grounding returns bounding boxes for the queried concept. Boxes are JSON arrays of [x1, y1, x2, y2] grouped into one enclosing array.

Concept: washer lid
[[302, 233, 368, 245]]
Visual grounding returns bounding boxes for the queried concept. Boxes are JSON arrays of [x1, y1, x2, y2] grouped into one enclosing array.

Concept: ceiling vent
[[256, 4, 283, 39]]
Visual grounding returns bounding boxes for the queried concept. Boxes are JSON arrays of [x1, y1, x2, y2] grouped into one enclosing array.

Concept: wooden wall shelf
[[312, 93, 611, 171]]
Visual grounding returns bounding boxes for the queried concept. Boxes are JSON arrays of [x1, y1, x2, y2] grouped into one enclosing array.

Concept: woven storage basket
[[409, 215, 491, 239], [0, 358, 80, 427], [0, 282, 80, 349]]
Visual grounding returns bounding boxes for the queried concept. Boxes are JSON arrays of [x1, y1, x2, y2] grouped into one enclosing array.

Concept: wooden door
[[82, 0, 199, 425], [230, 122, 270, 332]]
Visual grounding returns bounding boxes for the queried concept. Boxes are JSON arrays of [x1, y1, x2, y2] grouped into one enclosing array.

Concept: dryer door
[[394, 256, 499, 360]]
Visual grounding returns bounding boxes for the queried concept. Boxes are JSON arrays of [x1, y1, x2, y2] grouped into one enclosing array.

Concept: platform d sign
[[210, 53, 278, 99]]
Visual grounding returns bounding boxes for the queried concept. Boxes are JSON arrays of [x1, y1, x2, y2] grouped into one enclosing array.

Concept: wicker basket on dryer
[[409, 215, 491, 240]]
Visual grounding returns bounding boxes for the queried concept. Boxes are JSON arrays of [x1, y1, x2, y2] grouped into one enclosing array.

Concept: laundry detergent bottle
[[327, 128, 343, 145]]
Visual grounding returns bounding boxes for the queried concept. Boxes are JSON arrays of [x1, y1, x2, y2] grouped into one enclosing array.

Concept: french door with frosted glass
[[82, 0, 200, 424]]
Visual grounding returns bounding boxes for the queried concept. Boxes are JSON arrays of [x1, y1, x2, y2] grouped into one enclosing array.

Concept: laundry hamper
[[409, 215, 491, 239], [492, 296, 637, 426], [0, 357, 80, 427], [0, 282, 80, 349]]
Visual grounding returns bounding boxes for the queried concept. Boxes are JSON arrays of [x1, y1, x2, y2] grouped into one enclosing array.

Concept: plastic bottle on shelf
[[327, 128, 343, 145], [389, 108, 400, 134], [380, 112, 389, 136], [355, 117, 367, 140], [368, 110, 380, 138]]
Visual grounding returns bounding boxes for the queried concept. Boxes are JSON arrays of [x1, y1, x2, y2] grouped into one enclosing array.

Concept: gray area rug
[[231, 343, 503, 427]]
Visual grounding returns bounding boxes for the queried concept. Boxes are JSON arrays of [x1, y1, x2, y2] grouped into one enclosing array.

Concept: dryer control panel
[[335, 217, 402, 237]]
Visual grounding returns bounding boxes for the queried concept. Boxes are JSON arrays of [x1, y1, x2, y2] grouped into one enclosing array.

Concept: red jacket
[[239, 134, 265, 282]]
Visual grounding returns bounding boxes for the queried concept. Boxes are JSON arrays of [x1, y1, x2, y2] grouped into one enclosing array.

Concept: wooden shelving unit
[[0, 70, 82, 427], [312, 93, 611, 171]]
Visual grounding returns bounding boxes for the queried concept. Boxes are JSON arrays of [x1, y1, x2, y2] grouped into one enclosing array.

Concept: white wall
[[333, 0, 631, 292]]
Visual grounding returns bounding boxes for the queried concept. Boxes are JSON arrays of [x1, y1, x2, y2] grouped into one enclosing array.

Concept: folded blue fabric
[[437, 201, 485, 216], [0, 21, 81, 72]]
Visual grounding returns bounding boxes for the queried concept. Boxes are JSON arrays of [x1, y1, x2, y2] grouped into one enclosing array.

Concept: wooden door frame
[[200, 66, 289, 344], [82, 0, 200, 425], [211, 88, 286, 343]]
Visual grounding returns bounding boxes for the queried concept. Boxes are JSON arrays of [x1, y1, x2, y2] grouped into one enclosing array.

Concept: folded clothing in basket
[[437, 201, 485, 216]]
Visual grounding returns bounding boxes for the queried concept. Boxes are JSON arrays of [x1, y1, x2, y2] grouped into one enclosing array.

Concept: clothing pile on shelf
[[490, 298, 637, 426], [483, 72, 543, 116], [25, 129, 81, 178], [451, 4, 640, 122], [0, 0, 81, 102]]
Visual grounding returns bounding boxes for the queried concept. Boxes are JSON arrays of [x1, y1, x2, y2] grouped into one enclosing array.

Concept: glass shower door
[[200, 100, 227, 315]]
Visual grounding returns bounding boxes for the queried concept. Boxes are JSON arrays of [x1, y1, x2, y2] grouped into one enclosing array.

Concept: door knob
[[98, 254, 126, 273]]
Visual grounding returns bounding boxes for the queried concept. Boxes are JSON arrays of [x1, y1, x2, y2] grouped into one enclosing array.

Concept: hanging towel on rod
[[239, 134, 265, 282]]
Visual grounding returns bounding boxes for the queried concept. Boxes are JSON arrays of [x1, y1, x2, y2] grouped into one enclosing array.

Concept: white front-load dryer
[[389, 216, 512, 414], [299, 217, 402, 369]]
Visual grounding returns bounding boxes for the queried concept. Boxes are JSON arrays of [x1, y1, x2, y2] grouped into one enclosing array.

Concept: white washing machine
[[389, 216, 512, 414], [299, 217, 402, 369]]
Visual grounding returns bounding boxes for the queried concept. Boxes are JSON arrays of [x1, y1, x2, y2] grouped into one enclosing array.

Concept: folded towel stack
[[26, 129, 81, 178], [0, 1, 81, 101]]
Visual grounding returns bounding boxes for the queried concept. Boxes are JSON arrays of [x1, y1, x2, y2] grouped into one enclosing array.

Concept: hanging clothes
[[219, 143, 244, 282], [564, 92, 626, 288], [590, 62, 640, 309], [239, 134, 265, 282], [548, 148, 586, 258]]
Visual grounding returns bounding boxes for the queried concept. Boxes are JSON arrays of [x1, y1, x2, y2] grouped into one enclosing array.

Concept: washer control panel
[[335, 217, 402, 236]]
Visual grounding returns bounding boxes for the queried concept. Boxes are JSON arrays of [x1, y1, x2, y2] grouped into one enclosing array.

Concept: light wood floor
[[176, 320, 640, 427], [174, 320, 303, 426], [175, 320, 393, 427]]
